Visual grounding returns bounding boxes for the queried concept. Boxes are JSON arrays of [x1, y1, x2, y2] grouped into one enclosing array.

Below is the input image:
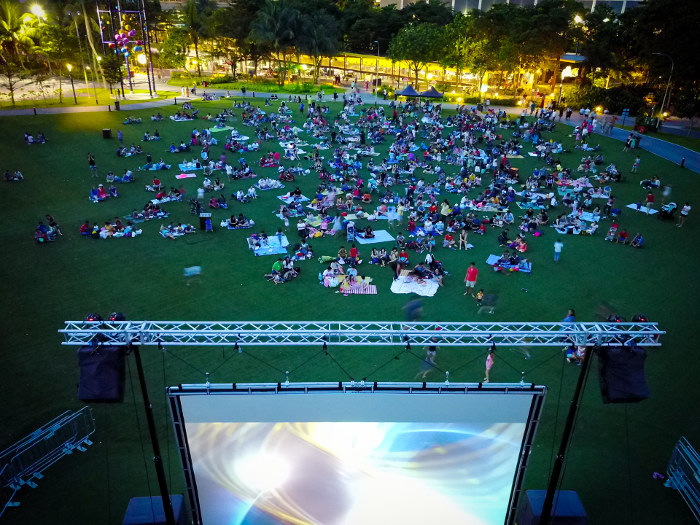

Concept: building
[[377, 0, 645, 13]]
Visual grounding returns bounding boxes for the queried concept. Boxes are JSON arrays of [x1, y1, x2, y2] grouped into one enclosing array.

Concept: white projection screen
[[168, 383, 546, 525]]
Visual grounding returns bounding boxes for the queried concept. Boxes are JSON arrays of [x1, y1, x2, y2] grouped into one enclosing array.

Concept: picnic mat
[[178, 164, 202, 171], [277, 194, 310, 204], [486, 254, 532, 273], [390, 276, 439, 297], [339, 284, 378, 295], [626, 204, 658, 215], [249, 234, 289, 256], [356, 230, 395, 244], [176, 173, 197, 179], [208, 126, 235, 133]]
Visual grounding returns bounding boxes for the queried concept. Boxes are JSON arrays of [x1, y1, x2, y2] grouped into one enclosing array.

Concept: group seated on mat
[[159, 222, 196, 239], [202, 177, 225, 192], [116, 144, 143, 157], [209, 195, 228, 209], [169, 142, 192, 153], [290, 240, 314, 261], [221, 213, 254, 229], [151, 113, 163, 122], [266, 256, 300, 285], [34, 220, 58, 243], [170, 111, 196, 122], [320, 265, 374, 292], [139, 159, 170, 171], [256, 177, 284, 190], [553, 214, 599, 235], [603, 225, 642, 247], [106, 169, 134, 184], [141, 130, 160, 142], [128, 201, 169, 222], [80, 218, 142, 239], [232, 187, 258, 203], [24, 131, 47, 145], [259, 152, 280, 168], [487, 252, 532, 273], [123, 116, 142, 124], [89, 184, 118, 202]]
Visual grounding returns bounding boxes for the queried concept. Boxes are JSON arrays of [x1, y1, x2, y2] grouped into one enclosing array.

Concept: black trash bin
[[102, 128, 112, 139], [114, 100, 120, 111], [199, 212, 212, 230]]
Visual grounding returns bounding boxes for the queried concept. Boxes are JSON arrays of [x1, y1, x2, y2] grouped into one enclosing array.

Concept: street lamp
[[67, 64, 77, 104], [652, 52, 673, 129], [30, 4, 45, 20], [373, 40, 379, 106]]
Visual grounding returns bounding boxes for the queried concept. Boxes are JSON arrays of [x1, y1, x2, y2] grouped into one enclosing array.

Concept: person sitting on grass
[[630, 233, 644, 248], [616, 229, 629, 245], [443, 231, 455, 249], [363, 225, 375, 238]]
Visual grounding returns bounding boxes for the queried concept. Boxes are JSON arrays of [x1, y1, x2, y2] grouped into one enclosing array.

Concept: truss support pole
[[132, 345, 176, 525], [539, 344, 594, 525]]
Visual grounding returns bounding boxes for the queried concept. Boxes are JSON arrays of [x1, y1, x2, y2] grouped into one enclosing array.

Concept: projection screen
[[168, 382, 546, 525]]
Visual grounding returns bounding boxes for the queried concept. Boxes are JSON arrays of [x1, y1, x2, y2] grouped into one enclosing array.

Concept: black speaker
[[597, 344, 650, 404], [77, 345, 126, 402]]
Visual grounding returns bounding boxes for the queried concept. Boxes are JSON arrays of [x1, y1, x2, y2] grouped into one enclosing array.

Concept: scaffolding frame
[[60, 320, 664, 348]]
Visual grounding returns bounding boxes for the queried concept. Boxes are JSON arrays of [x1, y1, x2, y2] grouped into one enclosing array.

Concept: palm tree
[[250, 0, 300, 85], [183, 0, 206, 77], [0, 0, 38, 66], [299, 12, 339, 85]]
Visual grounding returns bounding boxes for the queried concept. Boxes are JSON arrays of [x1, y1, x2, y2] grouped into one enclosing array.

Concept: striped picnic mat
[[339, 284, 377, 295]]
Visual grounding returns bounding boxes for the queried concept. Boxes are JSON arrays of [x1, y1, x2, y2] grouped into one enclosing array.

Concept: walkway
[[2, 84, 698, 174]]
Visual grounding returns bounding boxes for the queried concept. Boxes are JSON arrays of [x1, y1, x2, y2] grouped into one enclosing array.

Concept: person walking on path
[[464, 262, 478, 296], [554, 239, 564, 262], [484, 345, 495, 383], [678, 202, 691, 227]]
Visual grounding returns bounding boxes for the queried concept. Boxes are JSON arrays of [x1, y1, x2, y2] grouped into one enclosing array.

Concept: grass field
[[167, 77, 345, 95], [0, 99, 698, 525]]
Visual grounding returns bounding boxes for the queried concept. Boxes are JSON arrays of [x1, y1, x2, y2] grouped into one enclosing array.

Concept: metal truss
[[60, 321, 663, 348]]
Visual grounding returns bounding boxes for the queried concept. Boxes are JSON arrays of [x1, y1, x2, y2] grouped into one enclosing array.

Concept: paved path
[[2, 84, 698, 174]]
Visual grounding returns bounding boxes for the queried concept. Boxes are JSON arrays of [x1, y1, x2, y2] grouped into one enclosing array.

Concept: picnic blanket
[[141, 164, 171, 171], [208, 126, 235, 133], [390, 275, 439, 297], [516, 202, 546, 210], [569, 211, 600, 223], [176, 173, 197, 179], [626, 203, 658, 215], [169, 116, 194, 122], [248, 234, 289, 256], [178, 164, 202, 171], [486, 254, 532, 273], [339, 284, 377, 295], [278, 194, 310, 204], [356, 230, 395, 244]]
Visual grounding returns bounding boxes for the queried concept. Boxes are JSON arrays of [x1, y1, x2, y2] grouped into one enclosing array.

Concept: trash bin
[[102, 128, 112, 139], [199, 212, 212, 230], [114, 100, 120, 111]]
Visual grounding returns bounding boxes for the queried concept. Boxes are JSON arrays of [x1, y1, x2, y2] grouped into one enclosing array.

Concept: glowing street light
[[67, 64, 77, 104], [30, 4, 45, 20], [137, 53, 147, 66]]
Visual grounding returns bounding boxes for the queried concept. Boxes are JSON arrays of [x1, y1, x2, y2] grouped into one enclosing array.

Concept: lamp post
[[374, 40, 379, 106], [67, 64, 77, 104], [87, 66, 99, 104], [652, 52, 673, 129]]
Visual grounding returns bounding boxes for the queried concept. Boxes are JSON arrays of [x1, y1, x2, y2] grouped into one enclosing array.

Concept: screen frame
[[168, 382, 547, 525]]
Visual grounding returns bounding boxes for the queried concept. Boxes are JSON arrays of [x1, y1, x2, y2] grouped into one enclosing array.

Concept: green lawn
[[0, 100, 698, 524], [167, 76, 345, 95], [0, 88, 178, 109]]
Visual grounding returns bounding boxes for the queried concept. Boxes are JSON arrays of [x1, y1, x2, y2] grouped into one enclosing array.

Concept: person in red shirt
[[616, 229, 629, 244], [349, 244, 360, 264], [443, 232, 455, 248], [464, 262, 478, 296], [645, 192, 655, 214]]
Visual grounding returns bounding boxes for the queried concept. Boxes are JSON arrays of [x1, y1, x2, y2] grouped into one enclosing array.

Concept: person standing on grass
[[631, 155, 640, 173], [117, 130, 123, 144], [464, 262, 478, 296], [484, 345, 495, 383], [678, 202, 691, 227], [645, 191, 655, 214], [87, 153, 97, 176], [554, 239, 564, 262]]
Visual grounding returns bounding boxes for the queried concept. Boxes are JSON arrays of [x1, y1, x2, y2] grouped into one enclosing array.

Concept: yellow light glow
[[603, 17, 610, 22], [457, 97, 462, 102], [137, 53, 147, 65], [301, 64, 307, 70], [561, 66, 574, 79], [31, 4, 45, 19], [67, 64, 72, 72], [574, 15, 583, 24], [427, 73, 433, 80], [97, 56, 102, 62], [663, 112, 668, 117], [536, 69, 541, 74], [517, 100, 522, 105], [452, 90, 455, 94], [596, 106, 602, 112], [480, 84, 488, 93], [494, 92, 498, 98]]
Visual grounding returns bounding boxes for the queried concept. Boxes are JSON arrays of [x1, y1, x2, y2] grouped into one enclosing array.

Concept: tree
[[182, 0, 215, 77], [102, 50, 124, 96], [388, 23, 444, 90], [250, 0, 301, 85], [158, 27, 190, 69], [299, 12, 339, 85], [0, 0, 38, 67]]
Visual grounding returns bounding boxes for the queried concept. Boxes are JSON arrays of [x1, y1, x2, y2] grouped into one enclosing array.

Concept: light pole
[[652, 52, 673, 129], [67, 64, 77, 104], [374, 40, 379, 106], [87, 66, 99, 104]]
